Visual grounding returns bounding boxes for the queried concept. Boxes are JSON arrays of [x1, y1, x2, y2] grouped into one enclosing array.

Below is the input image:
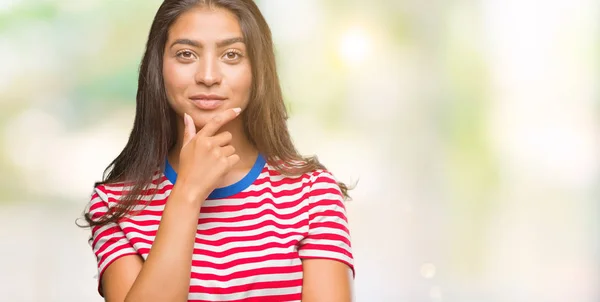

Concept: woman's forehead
[[167, 6, 243, 45]]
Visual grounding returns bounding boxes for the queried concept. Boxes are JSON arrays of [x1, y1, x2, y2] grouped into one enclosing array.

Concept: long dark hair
[[83, 0, 351, 228]]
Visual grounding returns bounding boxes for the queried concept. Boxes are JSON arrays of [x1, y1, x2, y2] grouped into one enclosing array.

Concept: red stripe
[[305, 231, 351, 247], [307, 187, 343, 201], [189, 293, 301, 302], [299, 244, 353, 259], [92, 226, 123, 252], [88, 199, 106, 213], [190, 252, 297, 270], [125, 227, 306, 248], [97, 175, 166, 188], [97, 243, 135, 265], [201, 190, 309, 213], [311, 208, 347, 220], [188, 278, 302, 295], [252, 172, 311, 187], [122, 218, 307, 237], [119, 218, 161, 227], [102, 182, 173, 197], [136, 239, 303, 259], [298, 255, 355, 276], [128, 206, 310, 226], [311, 220, 350, 234], [199, 213, 307, 233], [200, 195, 305, 214], [189, 264, 302, 282]]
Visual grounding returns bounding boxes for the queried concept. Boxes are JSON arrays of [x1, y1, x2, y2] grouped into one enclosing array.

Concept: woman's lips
[[189, 94, 226, 110], [189, 98, 225, 110]]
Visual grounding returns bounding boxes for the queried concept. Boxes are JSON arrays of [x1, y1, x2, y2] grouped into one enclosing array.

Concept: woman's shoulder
[[92, 172, 169, 202], [262, 160, 336, 187], [263, 160, 346, 201]]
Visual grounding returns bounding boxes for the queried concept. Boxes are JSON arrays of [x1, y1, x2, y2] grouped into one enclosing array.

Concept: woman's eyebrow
[[216, 37, 244, 48], [170, 38, 199, 49], [169, 37, 245, 49]]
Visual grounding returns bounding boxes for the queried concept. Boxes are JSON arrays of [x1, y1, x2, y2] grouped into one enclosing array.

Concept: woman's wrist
[[170, 181, 210, 206]]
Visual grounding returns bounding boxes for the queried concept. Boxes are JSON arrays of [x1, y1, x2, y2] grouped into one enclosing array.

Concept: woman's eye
[[224, 51, 241, 60], [177, 50, 195, 59]]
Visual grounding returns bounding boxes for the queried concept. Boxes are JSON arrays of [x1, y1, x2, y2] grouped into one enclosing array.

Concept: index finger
[[197, 107, 241, 137]]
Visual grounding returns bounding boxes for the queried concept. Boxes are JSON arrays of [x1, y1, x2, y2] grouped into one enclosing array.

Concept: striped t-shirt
[[86, 154, 354, 301]]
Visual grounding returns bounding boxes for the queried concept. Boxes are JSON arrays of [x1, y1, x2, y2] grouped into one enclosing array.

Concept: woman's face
[[163, 6, 252, 128]]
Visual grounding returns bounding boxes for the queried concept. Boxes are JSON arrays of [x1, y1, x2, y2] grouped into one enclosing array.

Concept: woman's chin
[[189, 111, 239, 129]]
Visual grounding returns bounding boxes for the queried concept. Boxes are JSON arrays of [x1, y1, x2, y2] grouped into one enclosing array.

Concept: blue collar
[[164, 154, 266, 199]]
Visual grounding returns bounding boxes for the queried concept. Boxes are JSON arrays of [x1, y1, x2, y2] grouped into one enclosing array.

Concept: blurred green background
[[0, 0, 598, 301]]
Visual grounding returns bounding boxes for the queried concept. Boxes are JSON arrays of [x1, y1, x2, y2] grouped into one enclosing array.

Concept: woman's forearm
[[124, 185, 206, 302]]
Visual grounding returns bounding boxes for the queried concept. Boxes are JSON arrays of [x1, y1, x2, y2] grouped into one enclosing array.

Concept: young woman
[[83, 0, 354, 301]]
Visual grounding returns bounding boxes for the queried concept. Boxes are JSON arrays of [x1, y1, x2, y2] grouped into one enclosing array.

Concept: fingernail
[[183, 113, 189, 126], [233, 107, 241, 115]]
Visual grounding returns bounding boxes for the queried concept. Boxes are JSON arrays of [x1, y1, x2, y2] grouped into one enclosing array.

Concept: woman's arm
[[101, 189, 202, 302], [301, 259, 354, 302], [100, 109, 241, 302], [298, 170, 356, 302], [110, 189, 205, 302]]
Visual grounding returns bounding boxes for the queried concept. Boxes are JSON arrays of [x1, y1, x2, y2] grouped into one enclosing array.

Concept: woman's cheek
[[164, 62, 195, 96]]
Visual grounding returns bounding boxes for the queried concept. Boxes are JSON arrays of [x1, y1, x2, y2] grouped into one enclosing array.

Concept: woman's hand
[[175, 108, 241, 204]]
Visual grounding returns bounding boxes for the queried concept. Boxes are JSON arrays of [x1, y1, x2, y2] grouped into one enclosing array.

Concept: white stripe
[[237, 177, 310, 194], [130, 241, 151, 251], [87, 199, 108, 217], [123, 213, 164, 223], [98, 243, 136, 272], [123, 223, 309, 247], [310, 192, 343, 205], [94, 187, 110, 203], [190, 271, 303, 287], [311, 203, 347, 217], [129, 230, 304, 255], [190, 246, 295, 264], [119, 230, 156, 242], [107, 174, 168, 191], [200, 196, 309, 219], [120, 221, 160, 233], [129, 190, 311, 217], [187, 286, 302, 301], [300, 238, 351, 252], [257, 173, 300, 183], [194, 223, 307, 243], [121, 203, 167, 213], [91, 224, 120, 247], [129, 202, 166, 213], [202, 189, 310, 209], [298, 249, 353, 266], [96, 235, 131, 258], [99, 176, 172, 198], [104, 189, 172, 202], [120, 210, 308, 235], [309, 179, 339, 191], [307, 225, 350, 237], [85, 194, 102, 207], [189, 259, 298, 276], [196, 213, 308, 232]]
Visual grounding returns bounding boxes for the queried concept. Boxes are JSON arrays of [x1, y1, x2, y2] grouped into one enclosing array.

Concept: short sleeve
[[86, 185, 138, 296], [298, 171, 355, 276]]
